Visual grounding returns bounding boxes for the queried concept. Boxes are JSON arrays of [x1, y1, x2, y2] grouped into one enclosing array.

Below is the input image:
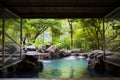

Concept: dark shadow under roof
[[0, 0, 120, 18]]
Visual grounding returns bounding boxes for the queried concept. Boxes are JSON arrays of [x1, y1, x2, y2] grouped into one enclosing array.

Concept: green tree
[[22, 19, 63, 46], [80, 18, 103, 50], [49, 19, 63, 44]]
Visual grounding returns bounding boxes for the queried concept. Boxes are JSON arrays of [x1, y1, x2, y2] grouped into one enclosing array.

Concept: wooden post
[[2, 17, 5, 67], [43, 31, 44, 44], [20, 18, 22, 59], [102, 18, 105, 60]]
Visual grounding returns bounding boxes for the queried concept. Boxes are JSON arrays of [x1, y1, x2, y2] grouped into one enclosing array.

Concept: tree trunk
[[23, 37, 26, 45], [68, 19, 73, 49], [96, 30, 100, 49]]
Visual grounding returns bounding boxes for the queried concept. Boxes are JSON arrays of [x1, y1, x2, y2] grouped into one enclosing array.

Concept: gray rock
[[16, 55, 43, 72]]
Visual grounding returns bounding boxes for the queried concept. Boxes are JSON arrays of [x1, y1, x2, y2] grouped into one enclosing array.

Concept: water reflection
[[39, 56, 88, 78], [38, 69, 62, 78]]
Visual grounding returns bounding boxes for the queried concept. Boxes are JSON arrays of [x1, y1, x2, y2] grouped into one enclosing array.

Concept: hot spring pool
[[5, 56, 114, 78], [39, 56, 89, 78]]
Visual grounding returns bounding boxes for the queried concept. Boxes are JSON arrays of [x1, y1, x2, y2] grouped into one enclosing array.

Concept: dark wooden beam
[[1, 0, 120, 18], [8, 7, 114, 14], [3, 0, 120, 7], [19, 13, 105, 18]]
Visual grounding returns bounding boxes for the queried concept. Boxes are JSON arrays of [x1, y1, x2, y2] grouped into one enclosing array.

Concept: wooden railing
[[0, 32, 22, 70], [103, 32, 120, 47]]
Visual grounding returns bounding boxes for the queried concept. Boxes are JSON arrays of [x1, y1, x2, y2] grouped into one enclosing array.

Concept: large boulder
[[71, 49, 83, 53], [16, 55, 43, 72], [87, 50, 103, 60], [38, 45, 51, 53], [59, 49, 71, 57], [23, 45, 37, 53], [46, 45, 60, 58], [87, 50, 105, 72], [38, 53, 51, 59], [38, 46, 46, 53]]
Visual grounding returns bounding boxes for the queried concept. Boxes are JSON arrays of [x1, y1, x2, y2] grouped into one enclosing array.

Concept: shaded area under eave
[[0, 0, 120, 18]]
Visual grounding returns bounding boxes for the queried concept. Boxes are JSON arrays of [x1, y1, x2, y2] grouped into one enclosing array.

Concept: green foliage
[[79, 18, 103, 50], [5, 19, 20, 43], [55, 37, 71, 49], [104, 18, 120, 53], [1, 17, 119, 52], [22, 19, 63, 46], [49, 19, 63, 42]]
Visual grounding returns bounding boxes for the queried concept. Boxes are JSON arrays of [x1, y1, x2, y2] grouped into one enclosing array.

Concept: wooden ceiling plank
[[1, 0, 119, 18], [7, 7, 114, 14], [3, 0, 120, 7]]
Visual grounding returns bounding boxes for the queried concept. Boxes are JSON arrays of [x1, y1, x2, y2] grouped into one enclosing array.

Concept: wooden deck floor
[[105, 54, 120, 67], [0, 78, 120, 80], [0, 58, 21, 70]]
